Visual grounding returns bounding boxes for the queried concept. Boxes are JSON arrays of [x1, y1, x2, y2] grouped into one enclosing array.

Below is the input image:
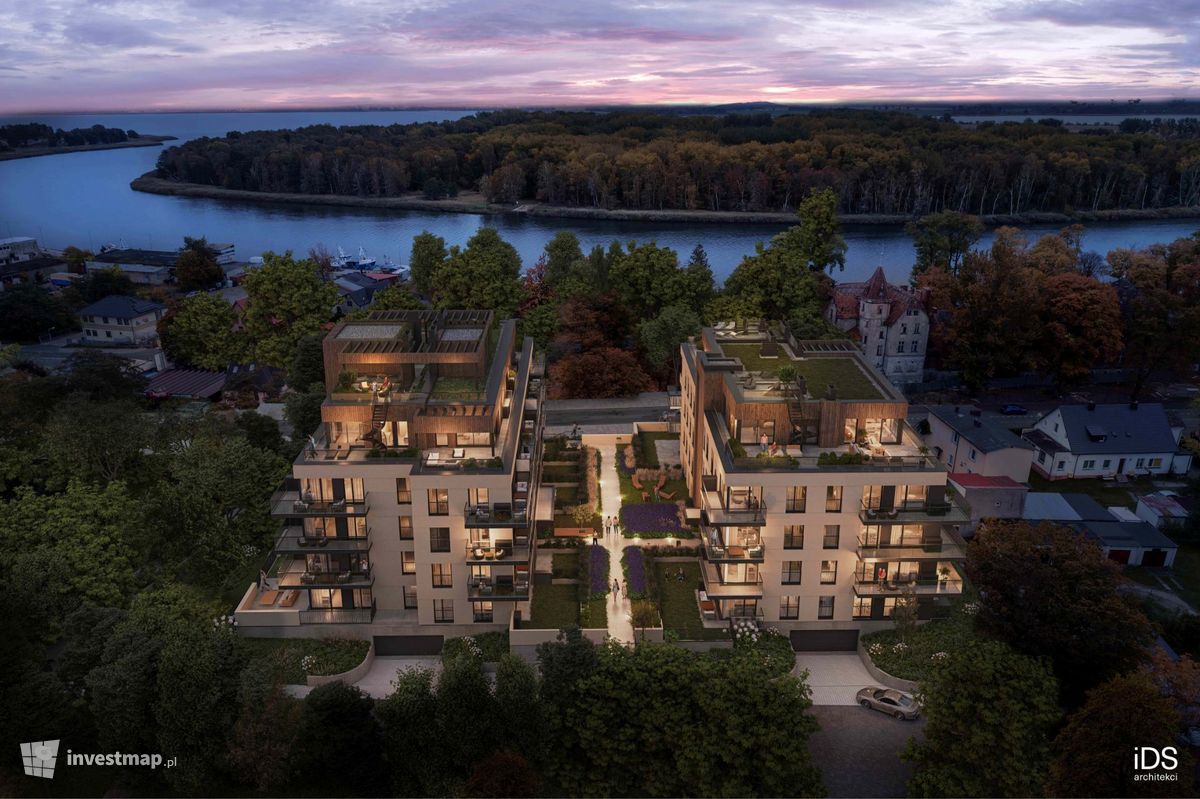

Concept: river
[[2, 110, 1198, 284]]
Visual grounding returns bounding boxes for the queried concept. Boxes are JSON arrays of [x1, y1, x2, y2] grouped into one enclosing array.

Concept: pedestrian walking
[[592, 530, 599, 546], [612, 578, 620, 597]]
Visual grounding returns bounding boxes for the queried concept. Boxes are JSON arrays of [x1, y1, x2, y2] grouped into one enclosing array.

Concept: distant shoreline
[[0, 135, 176, 162], [129, 172, 1200, 228]]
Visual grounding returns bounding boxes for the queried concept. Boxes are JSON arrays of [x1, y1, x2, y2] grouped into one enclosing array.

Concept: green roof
[[718, 342, 884, 401]]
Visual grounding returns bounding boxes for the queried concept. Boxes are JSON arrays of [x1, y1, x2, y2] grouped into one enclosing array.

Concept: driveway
[[809, 705, 922, 798], [795, 652, 877, 706], [284, 655, 442, 699]]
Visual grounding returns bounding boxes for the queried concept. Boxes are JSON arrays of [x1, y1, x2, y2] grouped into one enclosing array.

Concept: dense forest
[[153, 109, 1200, 215], [0, 123, 139, 151]]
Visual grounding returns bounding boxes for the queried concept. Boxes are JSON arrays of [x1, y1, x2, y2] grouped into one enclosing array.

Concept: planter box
[[306, 643, 375, 687], [857, 640, 919, 693]]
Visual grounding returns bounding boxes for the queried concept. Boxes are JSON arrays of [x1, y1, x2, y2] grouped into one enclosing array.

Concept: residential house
[[1023, 402, 1193, 479], [1024, 491, 1178, 567], [826, 266, 929, 384], [679, 323, 967, 650], [78, 295, 166, 345], [0, 255, 67, 292], [234, 310, 549, 639], [0, 236, 39, 263], [925, 405, 1034, 483]]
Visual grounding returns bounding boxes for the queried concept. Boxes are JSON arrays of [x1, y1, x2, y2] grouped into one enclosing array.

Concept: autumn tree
[[549, 347, 654, 399], [1035, 272, 1123, 386], [1049, 672, 1194, 797], [1108, 233, 1200, 399], [967, 519, 1154, 703], [240, 250, 337, 368], [906, 210, 983, 277], [905, 640, 1061, 798], [176, 244, 223, 292]]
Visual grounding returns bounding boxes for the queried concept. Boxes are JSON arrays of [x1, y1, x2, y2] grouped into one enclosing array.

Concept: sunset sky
[[2, 0, 1197, 112]]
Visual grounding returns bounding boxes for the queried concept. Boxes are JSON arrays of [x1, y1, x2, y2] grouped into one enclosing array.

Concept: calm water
[[1, 111, 1198, 284]]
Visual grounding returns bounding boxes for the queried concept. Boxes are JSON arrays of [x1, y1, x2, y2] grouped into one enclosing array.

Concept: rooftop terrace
[[713, 339, 888, 402]]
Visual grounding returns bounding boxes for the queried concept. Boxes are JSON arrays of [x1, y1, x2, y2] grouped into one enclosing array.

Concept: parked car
[[856, 687, 920, 720], [1000, 404, 1028, 415]]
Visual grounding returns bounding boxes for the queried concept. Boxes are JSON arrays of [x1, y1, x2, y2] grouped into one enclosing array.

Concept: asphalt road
[[809, 705, 923, 798], [544, 392, 671, 429]]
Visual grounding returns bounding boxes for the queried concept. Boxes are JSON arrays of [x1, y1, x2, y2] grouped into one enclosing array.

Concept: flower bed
[[732, 625, 795, 677], [860, 599, 979, 682], [241, 638, 371, 684], [620, 502, 685, 538], [582, 544, 610, 599], [622, 546, 649, 600]]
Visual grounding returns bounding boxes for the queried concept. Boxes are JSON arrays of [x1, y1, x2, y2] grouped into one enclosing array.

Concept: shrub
[[442, 632, 508, 664], [620, 502, 685, 537], [817, 451, 869, 466], [581, 544, 610, 600], [732, 626, 795, 677], [622, 546, 649, 600], [727, 437, 747, 458]]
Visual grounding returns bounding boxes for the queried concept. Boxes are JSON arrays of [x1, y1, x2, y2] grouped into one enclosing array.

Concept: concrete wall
[[857, 639, 919, 693], [307, 643, 375, 687]]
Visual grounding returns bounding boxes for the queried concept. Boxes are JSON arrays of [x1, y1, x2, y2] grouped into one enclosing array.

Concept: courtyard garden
[[859, 596, 981, 682], [652, 559, 729, 641]]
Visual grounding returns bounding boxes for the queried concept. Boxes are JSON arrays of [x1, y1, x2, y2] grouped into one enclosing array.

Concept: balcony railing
[[464, 501, 528, 527], [701, 560, 764, 598], [467, 578, 530, 600], [856, 533, 966, 561], [299, 600, 376, 624], [702, 530, 764, 562], [276, 527, 372, 553], [859, 494, 969, 524], [278, 566, 374, 588], [270, 490, 369, 517], [465, 538, 531, 561], [852, 578, 964, 596], [701, 487, 765, 525]]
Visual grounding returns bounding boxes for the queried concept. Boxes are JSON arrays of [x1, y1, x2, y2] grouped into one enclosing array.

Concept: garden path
[[597, 442, 635, 644]]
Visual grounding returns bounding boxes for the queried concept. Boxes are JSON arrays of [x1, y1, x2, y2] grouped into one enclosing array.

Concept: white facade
[[0, 236, 38, 263], [925, 410, 1033, 484], [826, 267, 929, 384], [1025, 405, 1190, 480]]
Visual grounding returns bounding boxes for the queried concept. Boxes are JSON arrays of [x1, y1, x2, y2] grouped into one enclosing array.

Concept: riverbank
[[130, 173, 1200, 227], [1, 135, 176, 162]]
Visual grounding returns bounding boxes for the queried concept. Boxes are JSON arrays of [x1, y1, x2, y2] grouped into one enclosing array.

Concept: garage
[[374, 634, 444, 656], [1142, 549, 1168, 568], [1107, 549, 1131, 565], [791, 629, 860, 652]]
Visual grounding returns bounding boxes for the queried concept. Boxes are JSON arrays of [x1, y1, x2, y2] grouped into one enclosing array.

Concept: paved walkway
[[283, 655, 443, 699], [596, 442, 635, 643], [795, 652, 877, 706]]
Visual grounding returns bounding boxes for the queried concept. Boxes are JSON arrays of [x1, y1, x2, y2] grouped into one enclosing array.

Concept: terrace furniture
[[279, 590, 300, 607], [258, 589, 280, 606], [475, 504, 491, 522], [453, 447, 466, 459], [426, 452, 440, 465], [642, 491, 650, 502], [656, 472, 667, 490], [659, 490, 676, 500], [336, 570, 351, 583], [331, 498, 346, 511], [516, 481, 528, 494], [292, 500, 310, 513], [336, 448, 350, 460], [728, 546, 747, 558], [632, 474, 643, 489]]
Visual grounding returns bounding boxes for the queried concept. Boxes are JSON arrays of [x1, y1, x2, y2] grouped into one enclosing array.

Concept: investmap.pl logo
[[20, 740, 174, 779]]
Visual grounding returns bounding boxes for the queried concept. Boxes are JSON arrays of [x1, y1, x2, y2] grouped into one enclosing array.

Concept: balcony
[[856, 530, 966, 561], [852, 577, 964, 597], [275, 527, 372, 553], [464, 537, 531, 562], [700, 560, 764, 598], [467, 577, 530, 600], [858, 496, 969, 525], [702, 528, 764, 562], [274, 558, 374, 589], [270, 490, 369, 517], [299, 601, 376, 624], [464, 501, 528, 527], [701, 482, 765, 526]]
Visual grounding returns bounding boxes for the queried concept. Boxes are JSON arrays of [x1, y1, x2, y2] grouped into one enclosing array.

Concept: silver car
[[856, 687, 920, 720]]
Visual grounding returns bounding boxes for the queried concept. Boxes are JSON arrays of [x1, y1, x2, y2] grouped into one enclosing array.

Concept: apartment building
[[680, 323, 967, 649], [235, 310, 549, 640]]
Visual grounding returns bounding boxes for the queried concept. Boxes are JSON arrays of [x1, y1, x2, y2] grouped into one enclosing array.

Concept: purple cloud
[[1, 0, 1197, 112]]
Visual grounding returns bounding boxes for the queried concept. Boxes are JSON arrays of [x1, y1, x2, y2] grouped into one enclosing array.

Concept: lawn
[[634, 431, 678, 468], [552, 551, 580, 578], [240, 638, 371, 684], [431, 377, 485, 400], [543, 464, 582, 483], [860, 599, 979, 682], [527, 583, 579, 629], [653, 561, 730, 641], [1027, 473, 1149, 509], [719, 342, 883, 400], [618, 468, 687, 505]]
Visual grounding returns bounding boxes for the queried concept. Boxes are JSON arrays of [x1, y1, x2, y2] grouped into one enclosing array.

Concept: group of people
[[592, 515, 622, 544]]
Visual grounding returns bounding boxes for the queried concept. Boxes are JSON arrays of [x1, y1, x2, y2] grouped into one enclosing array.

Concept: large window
[[430, 527, 450, 553], [459, 431, 491, 447], [431, 563, 452, 588], [433, 599, 454, 623], [468, 487, 490, 506], [398, 516, 413, 540], [820, 560, 837, 584], [780, 596, 800, 620], [786, 486, 806, 513], [784, 525, 805, 549], [818, 596, 835, 619], [401, 551, 416, 575], [853, 597, 872, 619], [427, 488, 449, 515], [395, 478, 411, 504], [781, 561, 803, 585], [825, 485, 843, 513], [823, 525, 840, 549], [403, 586, 418, 609], [472, 601, 493, 623]]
